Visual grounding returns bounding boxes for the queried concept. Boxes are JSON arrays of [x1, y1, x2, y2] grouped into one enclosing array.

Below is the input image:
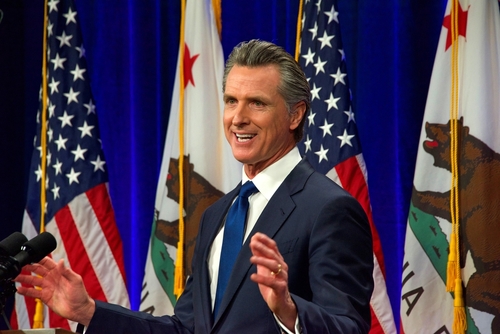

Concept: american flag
[[298, 0, 396, 333], [12, 0, 129, 330]]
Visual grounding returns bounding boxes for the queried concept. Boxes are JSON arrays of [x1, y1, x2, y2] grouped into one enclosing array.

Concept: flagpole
[[174, 0, 187, 299], [211, 0, 221, 38], [33, 0, 50, 328], [294, 0, 304, 61]]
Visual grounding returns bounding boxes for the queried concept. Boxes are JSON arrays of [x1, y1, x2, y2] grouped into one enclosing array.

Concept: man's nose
[[232, 104, 250, 126]]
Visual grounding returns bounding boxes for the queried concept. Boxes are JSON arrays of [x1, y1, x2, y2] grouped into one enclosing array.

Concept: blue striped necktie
[[213, 181, 258, 318]]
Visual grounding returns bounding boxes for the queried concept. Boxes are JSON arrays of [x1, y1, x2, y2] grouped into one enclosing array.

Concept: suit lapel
[[254, 159, 313, 239], [213, 160, 314, 325]]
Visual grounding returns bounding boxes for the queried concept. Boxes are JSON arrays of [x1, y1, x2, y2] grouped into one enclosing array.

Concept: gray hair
[[223, 40, 311, 142]]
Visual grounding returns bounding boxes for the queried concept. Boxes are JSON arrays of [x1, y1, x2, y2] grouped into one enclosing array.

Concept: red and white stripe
[[327, 154, 397, 334], [11, 183, 129, 331]]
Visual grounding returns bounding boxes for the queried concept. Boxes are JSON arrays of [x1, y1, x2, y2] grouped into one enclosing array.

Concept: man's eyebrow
[[223, 93, 235, 100], [248, 94, 270, 103], [223, 93, 268, 102]]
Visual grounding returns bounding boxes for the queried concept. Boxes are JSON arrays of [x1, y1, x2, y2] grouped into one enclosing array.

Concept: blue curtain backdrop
[[0, 0, 447, 330]]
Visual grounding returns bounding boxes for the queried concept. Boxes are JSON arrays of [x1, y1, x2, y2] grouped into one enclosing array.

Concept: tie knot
[[239, 181, 258, 199]]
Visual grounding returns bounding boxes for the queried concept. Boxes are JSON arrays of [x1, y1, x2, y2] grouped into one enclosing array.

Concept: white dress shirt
[[208, 147, 302, 333]]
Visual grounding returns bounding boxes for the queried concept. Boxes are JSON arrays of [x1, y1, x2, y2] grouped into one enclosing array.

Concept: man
[[16, 40, 374, 333]]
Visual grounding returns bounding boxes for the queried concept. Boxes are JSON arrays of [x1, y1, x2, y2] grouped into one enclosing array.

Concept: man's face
[[223, 65, 304, 176]]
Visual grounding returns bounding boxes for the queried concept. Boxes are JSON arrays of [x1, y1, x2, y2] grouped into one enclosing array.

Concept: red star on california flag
[[183, 44, 199, 88], [442, 2, 469, 51]]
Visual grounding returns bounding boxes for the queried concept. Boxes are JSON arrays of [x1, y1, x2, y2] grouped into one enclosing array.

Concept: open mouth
[[424, 139, 438, 148], [424, 123, 438, 149], [235, 133, 255, 142]]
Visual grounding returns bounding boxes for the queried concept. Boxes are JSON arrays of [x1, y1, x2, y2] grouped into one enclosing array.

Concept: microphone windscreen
[[23, 232, 57, 263], [0, 232, 28, 257]]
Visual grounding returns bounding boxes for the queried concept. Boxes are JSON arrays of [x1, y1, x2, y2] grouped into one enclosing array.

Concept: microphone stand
[[0, 278, 15, 330]]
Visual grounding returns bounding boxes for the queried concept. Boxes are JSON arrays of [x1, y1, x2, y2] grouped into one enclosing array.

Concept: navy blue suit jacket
[[87, 159, 374, 333]]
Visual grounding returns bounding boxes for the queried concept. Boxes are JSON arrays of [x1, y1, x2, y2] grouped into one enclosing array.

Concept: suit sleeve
[[85, 238, 204, 334], [293, 195, 374, 334], [84, 299, 190, 334]]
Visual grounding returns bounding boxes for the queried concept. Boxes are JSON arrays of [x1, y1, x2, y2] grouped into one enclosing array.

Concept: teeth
[[236, 134, 254, 142]]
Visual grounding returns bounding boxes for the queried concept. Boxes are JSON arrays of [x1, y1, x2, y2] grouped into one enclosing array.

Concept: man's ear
[[289, 101, 306, 131]]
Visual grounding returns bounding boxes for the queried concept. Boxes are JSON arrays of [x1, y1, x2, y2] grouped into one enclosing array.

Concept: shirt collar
[[241, 147, 302, 201]]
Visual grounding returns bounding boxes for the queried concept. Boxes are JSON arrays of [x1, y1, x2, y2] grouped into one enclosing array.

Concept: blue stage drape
[[0, 0, 447, 330]]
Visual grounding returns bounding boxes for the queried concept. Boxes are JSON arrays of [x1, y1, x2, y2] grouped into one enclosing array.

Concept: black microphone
[[0, 232, 57, 281], [0, 232, 28, 257]]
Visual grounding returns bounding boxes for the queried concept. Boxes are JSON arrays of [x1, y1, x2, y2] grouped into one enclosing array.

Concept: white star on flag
[[319, 119, 334, 137], [53, 159, 63, 175], [317, 30, 334, 49], [51, 53, 66, 70], [70, 64, 86, 81], [71, 144, 87, 161], [65, 167, 81, 184], [302, 48, 315, 66], [51, 184, 60, 199], [78, 121, 94, 138], [336, 129, 355, 147], [91, 156, 106, 172], [313, 56, 327, 74], [58, 111, 74, 127], [63, 8, 77, 25], [64, 87, 80, 104], [56, 30, 72, 47], [324, 93, 340, 111], [54, 134, 68, 151], [310, 83, 321, 100], [324, 5, 339, 24], [314, 144, 329, 163], [307, 111, 316, 126], [331, 67, 346, 85], [48, 0, 59, 13], [49, 77, 60, 94]]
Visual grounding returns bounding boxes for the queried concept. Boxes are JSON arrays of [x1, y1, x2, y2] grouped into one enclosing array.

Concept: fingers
[[21, 263, 49, 278], [250, 269, 287, 286], [250, 233, 282, 264], [14, 273, 43, 286], [250, 255, 286, 275], [16, 257, 59, 278], [249, 233, 288, 284], [16, 285, 43, 299], [250, 232, 285, 266], [271, 263, 282, 276], [38, 256, 58, 269], [249, 233, 296, 322], [250, 257, 288, 286], [15, 257, 66, 289], [60, 261, 83, 283], [250, 232, 280, 255], [17, 258, 79, 287]]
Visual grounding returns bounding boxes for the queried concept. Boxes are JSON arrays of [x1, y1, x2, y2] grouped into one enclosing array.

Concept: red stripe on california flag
[[85, 183, 127, 282], [335, 156, 386, 276], [54, 205, 107, 302]]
